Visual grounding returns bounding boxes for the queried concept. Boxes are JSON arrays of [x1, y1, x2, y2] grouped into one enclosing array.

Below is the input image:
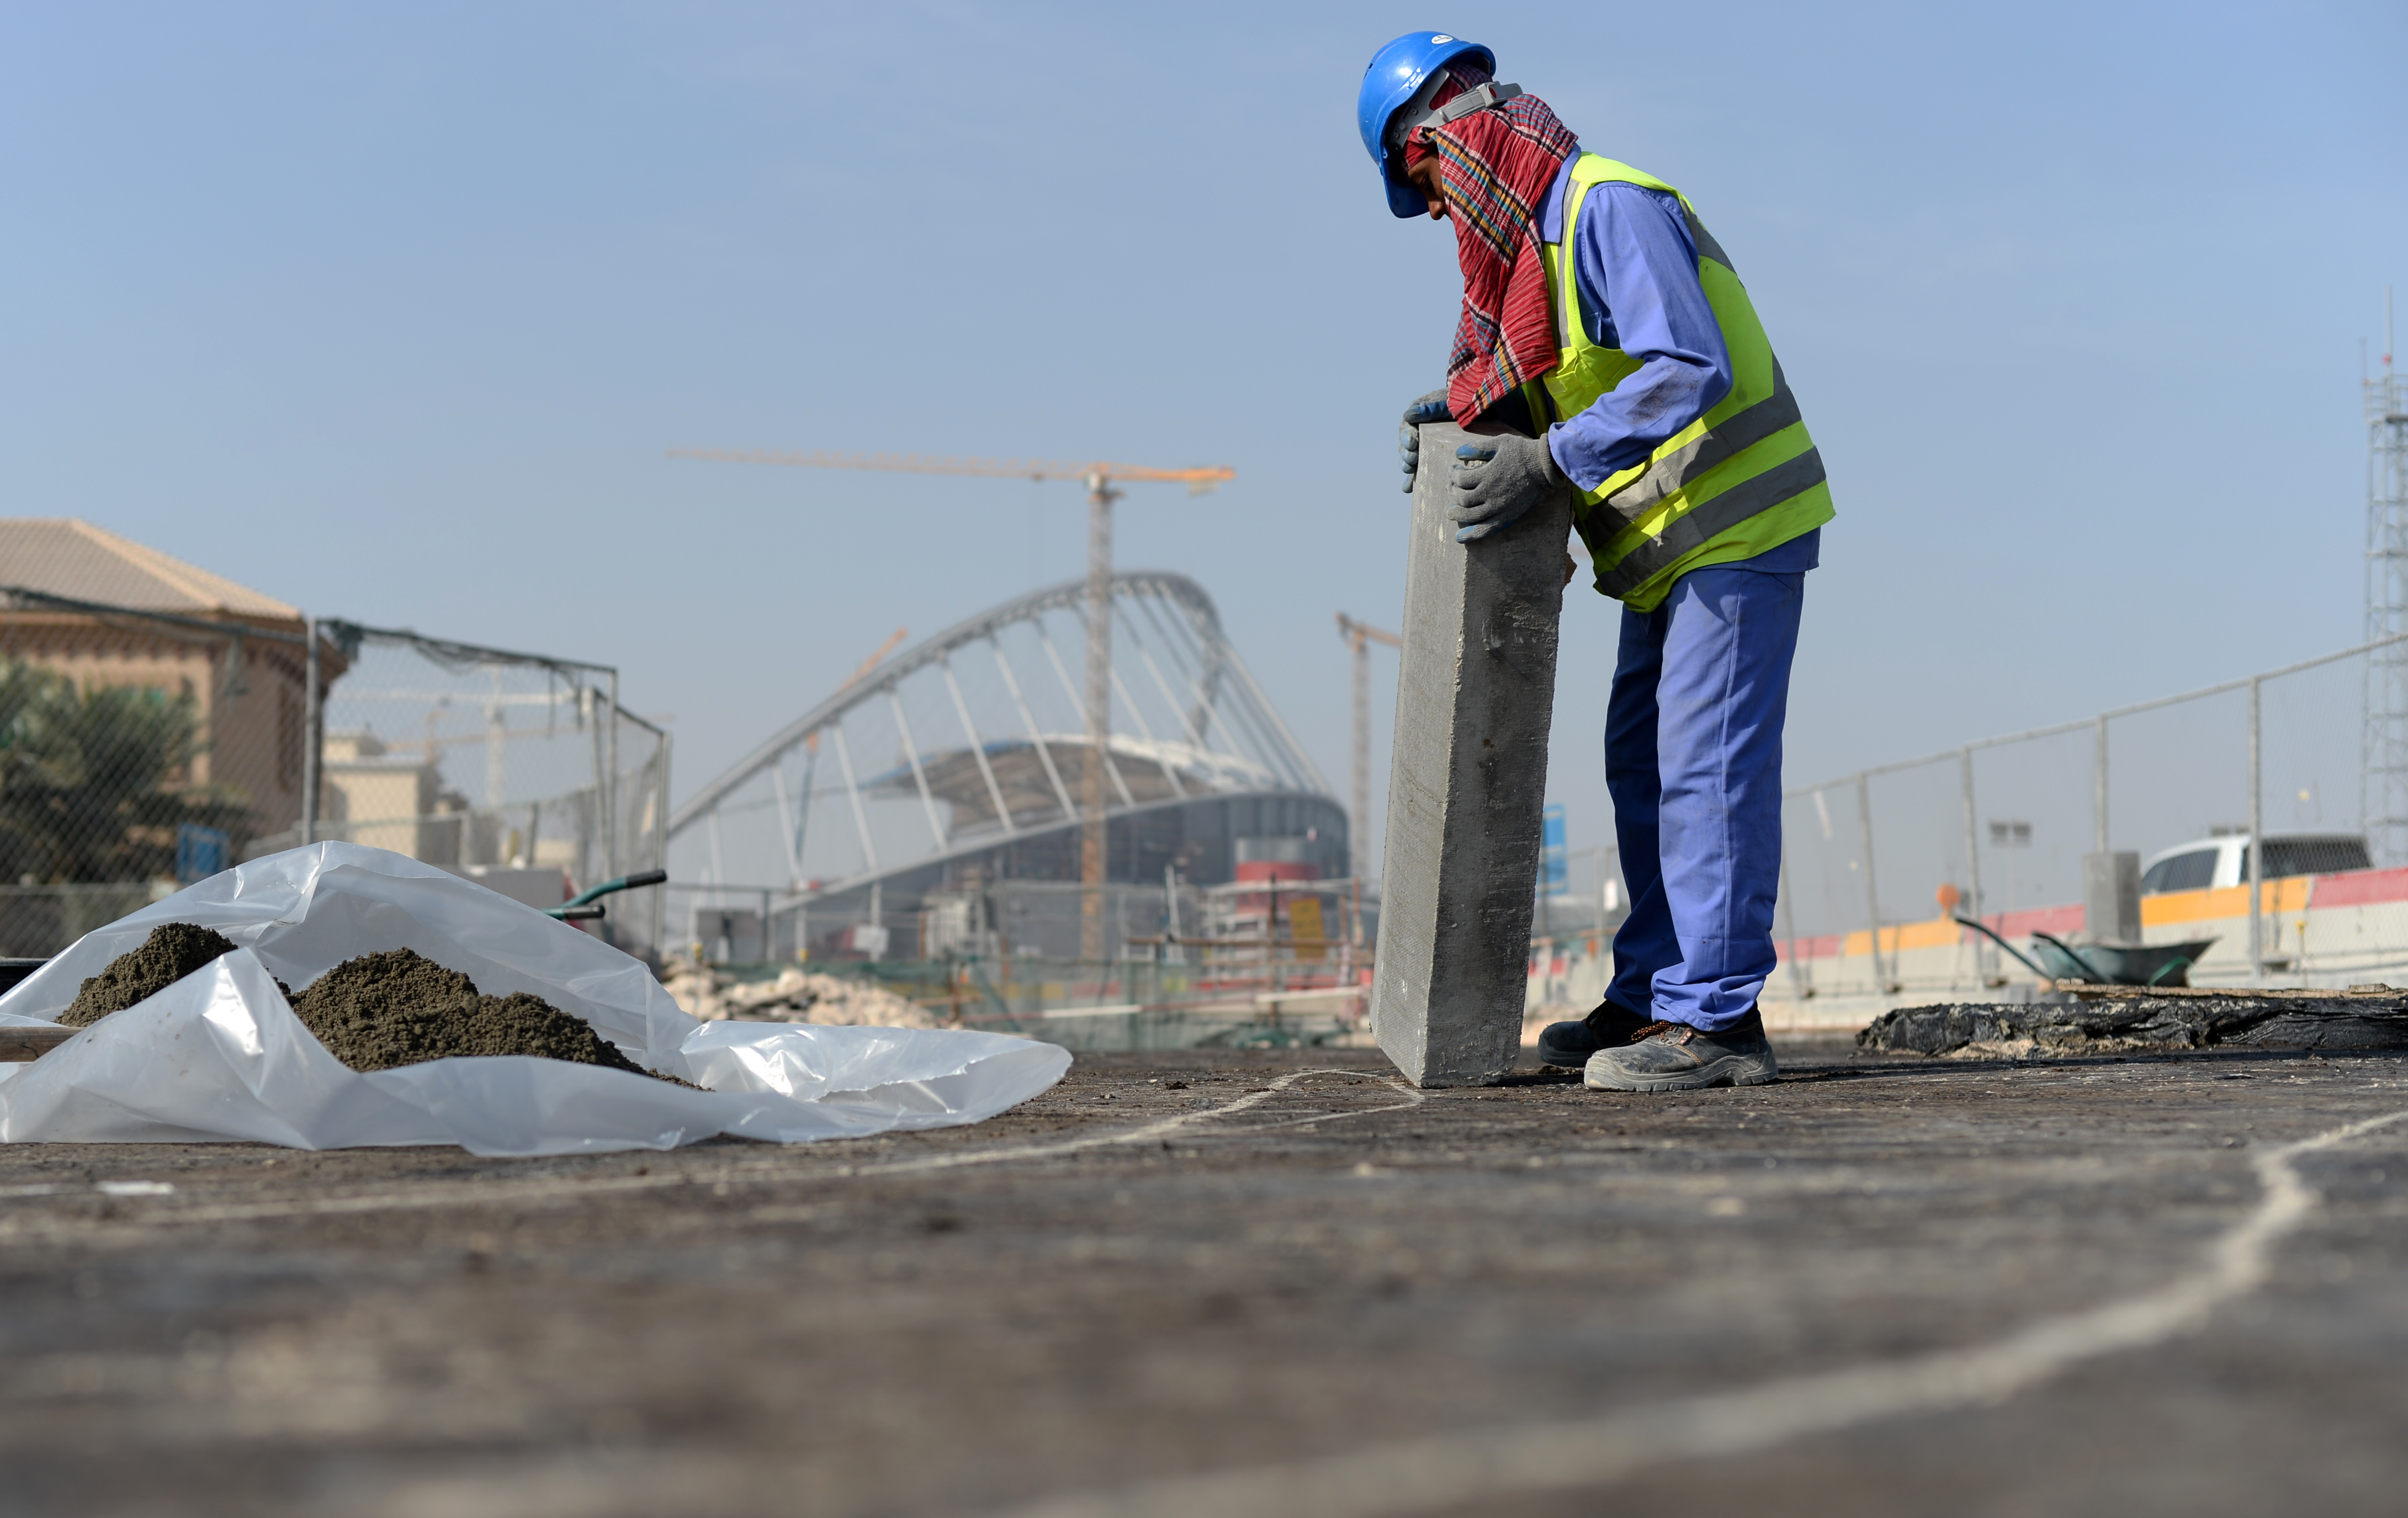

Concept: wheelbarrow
[[545, 868, 669, 923], [1954, 917, 2216, 988]]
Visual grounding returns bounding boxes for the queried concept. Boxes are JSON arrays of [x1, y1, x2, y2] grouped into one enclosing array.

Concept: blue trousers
[[1605, 564, 1805, 1032]]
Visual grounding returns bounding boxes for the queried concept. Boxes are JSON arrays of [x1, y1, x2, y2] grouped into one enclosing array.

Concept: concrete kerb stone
[[1371, 422, 1574, 1088]]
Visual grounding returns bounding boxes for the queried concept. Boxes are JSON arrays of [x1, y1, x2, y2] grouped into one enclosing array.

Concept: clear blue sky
[[3, 2, 2401, 873]]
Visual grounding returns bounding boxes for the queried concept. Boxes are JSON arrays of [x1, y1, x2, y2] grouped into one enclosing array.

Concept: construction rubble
[[662, 961, 943, 1029]]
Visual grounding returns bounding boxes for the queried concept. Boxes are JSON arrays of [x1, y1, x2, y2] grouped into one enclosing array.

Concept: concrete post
[[1371, 423, 1572, 1087], [2081, 851, 2141, 944], [2093, 713, 2109, 855]]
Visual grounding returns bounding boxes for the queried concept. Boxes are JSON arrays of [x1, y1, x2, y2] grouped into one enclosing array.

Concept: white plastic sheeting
[[0, 843, 1068, 1156]]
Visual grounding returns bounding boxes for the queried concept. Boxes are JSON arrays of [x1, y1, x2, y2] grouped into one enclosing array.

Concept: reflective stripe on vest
[[1596, 359, 1801, 532], [1599, 444, 1827, 595], [1541, 155, 1832, 609]]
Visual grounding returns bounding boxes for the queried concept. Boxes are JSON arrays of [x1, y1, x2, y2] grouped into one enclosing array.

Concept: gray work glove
[[1398, 388, 1452, 493], [1448, 432, 1566, 542]]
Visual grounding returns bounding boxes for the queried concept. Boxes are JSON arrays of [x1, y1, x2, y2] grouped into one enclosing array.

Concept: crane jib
[[664, 446, 1234, 487]]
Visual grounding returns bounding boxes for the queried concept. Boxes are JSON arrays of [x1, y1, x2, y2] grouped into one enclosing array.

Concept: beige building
[[0, 518, 345, 850], [319, 730, 474, 867]]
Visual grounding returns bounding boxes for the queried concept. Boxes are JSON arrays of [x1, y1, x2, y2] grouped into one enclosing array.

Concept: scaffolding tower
[[2363, 290, 2408, 863]]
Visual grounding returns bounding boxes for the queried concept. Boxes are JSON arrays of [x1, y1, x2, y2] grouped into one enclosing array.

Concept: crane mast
[[1336, 614, 1401, 882]]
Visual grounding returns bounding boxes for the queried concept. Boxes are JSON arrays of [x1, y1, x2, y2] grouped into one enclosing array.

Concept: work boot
[[1583, 1010, 1778, 1092], [1535, 1000, 1651, 1069]]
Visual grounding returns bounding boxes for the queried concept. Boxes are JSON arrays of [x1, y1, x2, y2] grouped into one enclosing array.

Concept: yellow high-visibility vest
[[1529, 153, 1833, 611]]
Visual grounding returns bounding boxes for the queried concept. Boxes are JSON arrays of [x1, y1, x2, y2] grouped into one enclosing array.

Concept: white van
[[2138, 832, 2373, 895]]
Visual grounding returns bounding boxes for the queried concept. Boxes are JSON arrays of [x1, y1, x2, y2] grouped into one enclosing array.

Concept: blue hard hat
[[1358, 31, 1495, 219]]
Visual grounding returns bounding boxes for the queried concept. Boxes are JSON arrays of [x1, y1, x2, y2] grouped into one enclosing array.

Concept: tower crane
[[1335, 614, 1402, 882], [667, 445, 1237, 960]]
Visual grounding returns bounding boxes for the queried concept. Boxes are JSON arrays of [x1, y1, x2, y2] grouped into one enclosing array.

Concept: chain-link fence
[[288, 622, 670, 962], [1771, 634, 2408, 1018], [666, 877, 1187, 965], [1, 584, 315, 956], [0, 586, 663, 960], [666, 873, 1377, 967], [665, 869, 1378, 1050]]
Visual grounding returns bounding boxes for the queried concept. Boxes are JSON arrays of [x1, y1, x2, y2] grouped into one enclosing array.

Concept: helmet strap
[[1389, 81, 1524, 151]]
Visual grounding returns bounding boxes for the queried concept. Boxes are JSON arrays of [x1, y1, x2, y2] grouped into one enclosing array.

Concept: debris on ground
[[662, 960, 940, 1028], [290, 949, 650, 1074], [1860, 988, 2408, 1059], [60, 923, 241, 1027]]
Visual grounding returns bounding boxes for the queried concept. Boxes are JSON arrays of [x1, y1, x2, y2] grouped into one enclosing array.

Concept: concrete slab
[[1372, 421, 1574, 1087]]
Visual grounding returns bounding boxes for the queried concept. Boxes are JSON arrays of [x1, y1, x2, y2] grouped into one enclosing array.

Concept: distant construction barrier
[[1767, 860, 2408, 1031], [1767, 632, 2408, 1031]]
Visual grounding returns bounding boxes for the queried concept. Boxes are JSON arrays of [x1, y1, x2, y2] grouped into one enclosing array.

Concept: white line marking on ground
[[846, 1069, 1422, 1178], [0, 1069, 1417, 1235], [991, 1108, 2408, 1518]]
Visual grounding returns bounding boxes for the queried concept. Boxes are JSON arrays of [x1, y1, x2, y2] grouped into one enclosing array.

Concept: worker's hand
[[1447, 433, 1566, 542], [1398, 388, 1452, 493]]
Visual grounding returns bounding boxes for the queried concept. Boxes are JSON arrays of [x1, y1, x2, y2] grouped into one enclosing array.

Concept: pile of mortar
[[58, 923, 649, 1076]]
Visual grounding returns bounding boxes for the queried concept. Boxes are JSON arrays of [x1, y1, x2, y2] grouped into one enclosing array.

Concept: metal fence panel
[[0, 589, 666, 960], [1770, 636, 2407, 1022], [294, 625, 669, 961]]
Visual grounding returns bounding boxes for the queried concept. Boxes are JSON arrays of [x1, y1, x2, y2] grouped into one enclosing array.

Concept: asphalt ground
[[2, 1036, 2405, 1517]]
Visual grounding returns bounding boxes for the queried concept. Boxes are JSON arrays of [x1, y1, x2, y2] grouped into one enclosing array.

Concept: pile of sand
[[66, 928, 947, 1076], [662, 961, 939, 1028], [58, 925, 650, 1076], [61, 922, 246, 1027], [289, 948, 646, 1075]]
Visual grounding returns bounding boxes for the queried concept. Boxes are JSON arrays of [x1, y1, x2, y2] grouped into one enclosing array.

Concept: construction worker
[[1361, 33, 1832, 1092]]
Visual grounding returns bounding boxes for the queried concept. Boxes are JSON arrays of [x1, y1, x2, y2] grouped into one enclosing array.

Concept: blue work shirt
[[1537, 155, 1818, 574]]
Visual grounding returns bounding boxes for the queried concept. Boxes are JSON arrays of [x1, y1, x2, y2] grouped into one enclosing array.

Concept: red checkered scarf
[[1402, 79, 1579, 422]]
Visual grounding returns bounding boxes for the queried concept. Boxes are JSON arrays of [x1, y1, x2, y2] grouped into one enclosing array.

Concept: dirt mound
[[60, 923, 240, 1027], [289, 948, 647, 1075], [61, 931, 655, 1078]]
